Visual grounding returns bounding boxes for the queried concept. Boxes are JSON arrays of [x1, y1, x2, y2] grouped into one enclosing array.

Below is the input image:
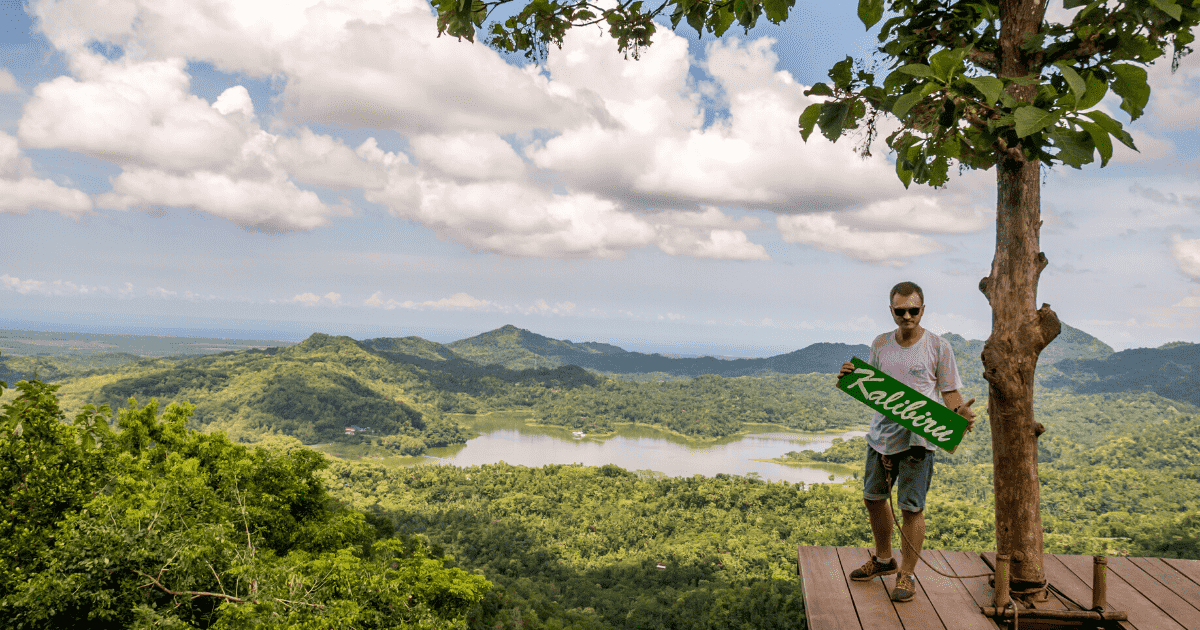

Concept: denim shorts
[[863, 445, 935, 513]]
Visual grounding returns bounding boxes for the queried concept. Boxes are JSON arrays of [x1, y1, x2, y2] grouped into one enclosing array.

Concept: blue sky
[[1, 0, 1198, 356]]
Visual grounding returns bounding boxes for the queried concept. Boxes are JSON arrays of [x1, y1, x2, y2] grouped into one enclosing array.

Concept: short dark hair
[[890, 281, 924, 305]]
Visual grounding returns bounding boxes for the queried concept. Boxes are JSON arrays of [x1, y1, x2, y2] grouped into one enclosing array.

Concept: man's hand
[[838, 361, 855, 379], [956, 397, 977, 432]]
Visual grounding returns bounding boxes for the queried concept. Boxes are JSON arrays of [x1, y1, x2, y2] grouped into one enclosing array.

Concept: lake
[[414, 413, 865, 485]]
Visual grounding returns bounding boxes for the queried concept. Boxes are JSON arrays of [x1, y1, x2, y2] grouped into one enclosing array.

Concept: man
[[837, 281, 976, 603]]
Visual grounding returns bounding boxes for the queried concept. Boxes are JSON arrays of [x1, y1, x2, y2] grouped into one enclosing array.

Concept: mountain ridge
[[362, 322, 1117, 378]]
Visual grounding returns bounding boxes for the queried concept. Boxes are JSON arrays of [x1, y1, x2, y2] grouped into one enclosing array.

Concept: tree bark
[[978, 0, 1059, 602]]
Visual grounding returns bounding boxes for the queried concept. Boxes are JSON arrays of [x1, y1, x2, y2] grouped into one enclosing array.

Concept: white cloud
[[27, 0, 586, 134], [1174, 290, 1200, 307], [520, 299, 577, 316], [0, 273, 109, 296], [364, 290, 493, 311], [649, 206, 769, 259], [0, 69, 21, 95], [0, 132, 92, 216], [656, 227, 769, 260], [776, 213, 944, 266], [1144, 44, 1200, 132], [290, 291, 342, 306], [410, 132, 526, 182], [1173, 235, 1200, 279], [20, 57, 250, 171], [404, 292, 493, 311], [528, 33, 914, 214], [372, 178, 658, 258], [838, 196, 991, 234], [97, 167, 351, 232], [274, 129, 392, 190], [20, 55, 364, 230]]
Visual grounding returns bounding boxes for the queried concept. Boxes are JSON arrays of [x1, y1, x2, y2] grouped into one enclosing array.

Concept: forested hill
[[45, 332, 599, 449], [1042, 341, 1200, 407]]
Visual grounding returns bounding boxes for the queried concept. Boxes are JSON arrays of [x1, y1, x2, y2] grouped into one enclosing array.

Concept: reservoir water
[[419, 414, 865, 485]]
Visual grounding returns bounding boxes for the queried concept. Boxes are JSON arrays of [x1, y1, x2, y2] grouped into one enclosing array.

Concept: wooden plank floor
[[798, 547, 1200, 630]]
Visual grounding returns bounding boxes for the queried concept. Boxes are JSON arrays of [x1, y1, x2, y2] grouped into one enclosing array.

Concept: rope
[[883, 457, 993, 580], [882, 461, 1021, 628]]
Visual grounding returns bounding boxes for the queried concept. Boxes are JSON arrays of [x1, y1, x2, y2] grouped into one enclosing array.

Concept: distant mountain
[[1039, 323, 1115, 364], [424, 324, 868, 376], [428, 323, 1116, 380], [444, 325, 621, 370], [1044, 341, 1200, 407], [944, 323, 1113, 393], [361, 335, 458, 362]]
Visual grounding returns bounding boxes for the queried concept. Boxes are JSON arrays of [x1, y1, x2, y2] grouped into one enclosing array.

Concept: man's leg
[[899, 508, 925, 575], [865, 498, 893, 559], [851, 446, 899, 581]]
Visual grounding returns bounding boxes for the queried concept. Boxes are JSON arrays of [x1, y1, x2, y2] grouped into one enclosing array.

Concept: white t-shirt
[[865, 329, 964, 455]]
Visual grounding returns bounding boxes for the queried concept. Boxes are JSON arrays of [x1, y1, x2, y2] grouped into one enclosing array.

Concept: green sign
[[837, 357, 968, 454]]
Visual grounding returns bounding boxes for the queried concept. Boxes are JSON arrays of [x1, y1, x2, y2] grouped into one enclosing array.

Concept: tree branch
[[135, 569, 248, 603]]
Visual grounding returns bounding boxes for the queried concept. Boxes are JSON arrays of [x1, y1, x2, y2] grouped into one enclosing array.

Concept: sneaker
[[891, 572, 916, 602], [850, 555, 897, 581]]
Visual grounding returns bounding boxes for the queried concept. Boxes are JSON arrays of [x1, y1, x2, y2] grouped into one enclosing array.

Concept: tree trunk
[[980, 0, 1059, 602]]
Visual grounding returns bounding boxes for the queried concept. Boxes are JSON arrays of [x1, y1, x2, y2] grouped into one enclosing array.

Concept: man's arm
[[941, 390, 977, 432]]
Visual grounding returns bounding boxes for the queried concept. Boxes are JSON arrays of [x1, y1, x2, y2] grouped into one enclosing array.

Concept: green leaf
[[884, 69, 910, 91], [1076, 71, 1108, 110], [893, 90, 925, 118], [830, 56, 854, 88], [762, 0, 791, 23], [858, 0, 884, 28], [1148, 0, 1183, 20], [1050, 128, 1095, 169], [1014, 105, 1061, 138], [817, 102, 851, 141], [896, 158, 913, 189], [898, 64, 934, 78], [1053, 61, 1087, 105], [711, 4, 735, 36], [798, 103, 821, 141], [1063, 0, 1091, 8], [806, 82, 834, 97], [1111, 64, 1150, 120], [1083, 110, 1137, 151], [929, 48, 965, 83], [942, 136, 961, 159], [1076, 119, 1114, 166], [965, 76, 1003, 104]]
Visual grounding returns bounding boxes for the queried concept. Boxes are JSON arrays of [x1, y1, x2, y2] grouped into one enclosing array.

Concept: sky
[[1, 0, 1198, 357]]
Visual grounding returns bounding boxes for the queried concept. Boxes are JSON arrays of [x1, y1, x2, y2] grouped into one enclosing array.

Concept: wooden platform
[[797, 546, 1200, 630]]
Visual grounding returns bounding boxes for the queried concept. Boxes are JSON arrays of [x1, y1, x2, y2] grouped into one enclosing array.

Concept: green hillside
[[51, 334, 470, 448], [1042, 341, 1200, 406], [445, 324, 620, 369], [361, 335, 459, 361]]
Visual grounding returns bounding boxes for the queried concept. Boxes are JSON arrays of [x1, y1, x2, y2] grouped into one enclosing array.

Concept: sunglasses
[[893, 307, 922, 317]]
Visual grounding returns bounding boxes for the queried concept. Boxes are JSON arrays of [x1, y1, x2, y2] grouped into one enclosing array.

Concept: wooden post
[[994, 554, 1011, 608], [1093, 556, 1108, 610]]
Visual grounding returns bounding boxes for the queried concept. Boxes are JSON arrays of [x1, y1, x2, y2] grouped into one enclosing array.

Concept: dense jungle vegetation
[[0, 379, 489, 629]]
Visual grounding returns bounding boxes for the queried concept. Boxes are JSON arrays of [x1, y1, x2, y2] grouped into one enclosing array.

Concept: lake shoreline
[[459, 411, 868, 444]]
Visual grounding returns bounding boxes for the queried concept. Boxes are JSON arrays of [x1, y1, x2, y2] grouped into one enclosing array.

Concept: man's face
[[891, 292, 924, 330]]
